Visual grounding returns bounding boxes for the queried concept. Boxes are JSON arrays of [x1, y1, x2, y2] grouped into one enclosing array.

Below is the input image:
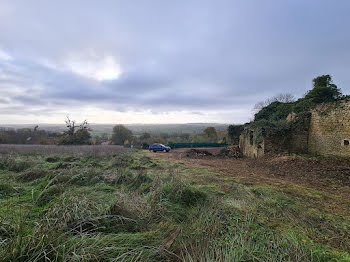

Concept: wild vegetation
[[0, 146, 349, 261], [254, 75, 343, 122], [244, 75, 347, 143]]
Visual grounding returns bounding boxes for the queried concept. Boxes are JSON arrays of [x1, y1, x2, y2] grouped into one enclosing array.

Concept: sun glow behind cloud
[[0, 49, 12, 61], [1, 1, 350, 124], [65, 53, 121, 81]]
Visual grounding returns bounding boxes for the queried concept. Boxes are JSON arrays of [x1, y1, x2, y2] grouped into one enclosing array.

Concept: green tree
[[58, 117, 91, 145], [140, 132, 151, 140], [304, 75, 342, 103], [111, 125, 133, 145], [203, 127, 218, 142]]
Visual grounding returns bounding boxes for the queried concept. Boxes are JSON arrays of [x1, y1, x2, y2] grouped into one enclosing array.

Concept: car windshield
[[159, 144, 165, 147]]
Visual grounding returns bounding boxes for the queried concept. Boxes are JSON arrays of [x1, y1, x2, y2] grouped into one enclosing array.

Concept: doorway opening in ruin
[[344, 140, 349, 146]]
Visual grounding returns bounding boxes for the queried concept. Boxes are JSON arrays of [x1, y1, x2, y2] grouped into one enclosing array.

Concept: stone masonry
[[308, 101, 350, 157], [240, 100, 350, 158]]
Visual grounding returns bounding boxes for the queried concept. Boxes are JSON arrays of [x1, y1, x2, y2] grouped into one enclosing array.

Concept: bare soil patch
[[148, 148, 350, 215]]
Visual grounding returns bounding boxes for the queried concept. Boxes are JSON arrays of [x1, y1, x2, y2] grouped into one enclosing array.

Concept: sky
[[0, 0, 349, 124]]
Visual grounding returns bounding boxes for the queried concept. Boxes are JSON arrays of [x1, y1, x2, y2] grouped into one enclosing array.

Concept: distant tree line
[[0, 126, 59, 144], [109, 124, 230, 147], [0, 119, 234, 146]]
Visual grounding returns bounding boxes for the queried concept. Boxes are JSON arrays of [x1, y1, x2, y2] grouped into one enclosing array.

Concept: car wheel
[[163, 149, 167, 152], [153, 150, 156, 153]]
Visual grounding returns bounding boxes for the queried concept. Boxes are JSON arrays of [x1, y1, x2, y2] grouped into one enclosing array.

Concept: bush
[[254, 101, 294, 121]]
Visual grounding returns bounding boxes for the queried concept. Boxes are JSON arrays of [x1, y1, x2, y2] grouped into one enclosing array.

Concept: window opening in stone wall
[[250, 131, 254, 145], [344, 140, 349, 146]]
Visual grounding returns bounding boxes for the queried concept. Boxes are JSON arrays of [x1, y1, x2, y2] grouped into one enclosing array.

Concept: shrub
[[254, 101, 294, 121]]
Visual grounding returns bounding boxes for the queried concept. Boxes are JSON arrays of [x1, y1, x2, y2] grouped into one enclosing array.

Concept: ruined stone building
[[240, 100, 350, 158]]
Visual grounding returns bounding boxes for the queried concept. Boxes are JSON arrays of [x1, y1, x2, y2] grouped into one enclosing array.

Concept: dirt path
[[147, 148, 350, 215]]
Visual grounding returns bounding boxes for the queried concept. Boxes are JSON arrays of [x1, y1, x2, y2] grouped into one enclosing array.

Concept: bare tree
[[253, 93, 295, 112], [58, 116, 91, 145]]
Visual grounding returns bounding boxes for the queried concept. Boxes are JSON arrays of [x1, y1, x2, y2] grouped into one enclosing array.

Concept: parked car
[[149, 143, 171, 152]]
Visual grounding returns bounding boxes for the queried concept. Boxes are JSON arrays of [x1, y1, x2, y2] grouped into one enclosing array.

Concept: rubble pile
[[219, 146, 243, 158], [185, 149, 213, 158]]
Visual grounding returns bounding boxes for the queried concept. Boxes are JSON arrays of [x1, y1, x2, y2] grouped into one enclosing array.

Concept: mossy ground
[[0, 150, 349, 261]]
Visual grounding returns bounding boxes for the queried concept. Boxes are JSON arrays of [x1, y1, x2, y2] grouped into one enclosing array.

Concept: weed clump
[[129, 173, 153, 192], [153, 180, 207, 207], [45, 155, 60, 163], [130, 156, 158, 170], [0, 222, 14, 239], [68, 168, 104, 186], [109, 154, 134, 169], [17, 169, 47, 182], [63, 155, 79, 162], [0, 184, 18, 197], [36, 184, 64, 206], [53, 162, 72, 169], [105, 169, 135, 185], [0, 156, 32, 172]]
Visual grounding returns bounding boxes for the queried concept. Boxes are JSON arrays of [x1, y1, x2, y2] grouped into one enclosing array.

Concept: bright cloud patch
[[64, 53, 121, 81], [0, 49, 12, 61]]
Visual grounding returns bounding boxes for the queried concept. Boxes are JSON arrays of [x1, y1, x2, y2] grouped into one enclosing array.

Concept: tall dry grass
[[0, 144, 127, 156]]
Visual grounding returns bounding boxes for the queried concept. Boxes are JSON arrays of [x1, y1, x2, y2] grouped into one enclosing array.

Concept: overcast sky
[[0, 0, 349, 124]]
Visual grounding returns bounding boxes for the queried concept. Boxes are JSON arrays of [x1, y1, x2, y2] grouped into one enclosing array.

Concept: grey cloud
[[0, 0, 350, 123]]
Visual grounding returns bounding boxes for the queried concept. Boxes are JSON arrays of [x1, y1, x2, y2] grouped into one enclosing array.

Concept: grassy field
[[0, 147, 350, 261]]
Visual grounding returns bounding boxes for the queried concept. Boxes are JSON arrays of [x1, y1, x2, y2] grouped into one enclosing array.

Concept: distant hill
[[0, 123, 229, 136]]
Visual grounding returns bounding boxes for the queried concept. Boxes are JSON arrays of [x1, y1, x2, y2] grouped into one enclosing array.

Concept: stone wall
[[239, 129, 264, 158], [239, 115, 310, 158], [308, 101, 350, 157], [289, 113, 310, 154], [240, 101, 350, 158]]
